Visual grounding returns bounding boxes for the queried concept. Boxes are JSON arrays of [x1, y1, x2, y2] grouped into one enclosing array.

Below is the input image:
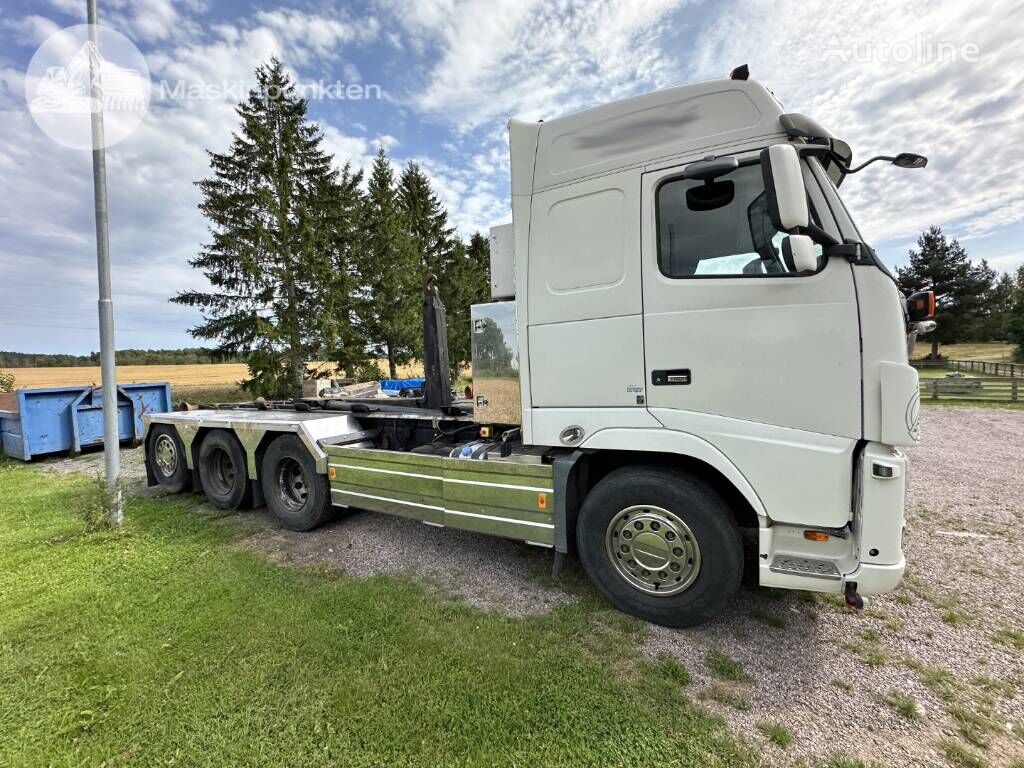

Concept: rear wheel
[[260, 434, 333, 531], [576, 466, 743, 627], [197, 429, 252, 510], [148, 424, 189, 493]]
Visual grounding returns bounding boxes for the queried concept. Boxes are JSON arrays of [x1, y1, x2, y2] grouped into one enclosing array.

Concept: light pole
[[86, 0, 122, 525]]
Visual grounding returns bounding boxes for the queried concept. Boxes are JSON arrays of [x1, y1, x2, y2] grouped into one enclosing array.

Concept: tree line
[[172, 59, 490, 398], [896, 226, 1024, 360], [0, 348, 243, 368]]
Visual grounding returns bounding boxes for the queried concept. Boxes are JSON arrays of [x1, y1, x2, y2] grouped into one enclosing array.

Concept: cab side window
[[656, 162, 821, 278]]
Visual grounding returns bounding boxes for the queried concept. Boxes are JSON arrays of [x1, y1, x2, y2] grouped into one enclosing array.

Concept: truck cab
[[475, 75, 922, 618]]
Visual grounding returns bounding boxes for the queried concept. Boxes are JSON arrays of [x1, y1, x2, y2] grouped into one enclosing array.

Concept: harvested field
[[2, 359, 446, 393], [6, 363, 251, 390]]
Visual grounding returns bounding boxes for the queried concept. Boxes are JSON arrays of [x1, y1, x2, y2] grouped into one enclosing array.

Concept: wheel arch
[[553, 428, 766, 554]]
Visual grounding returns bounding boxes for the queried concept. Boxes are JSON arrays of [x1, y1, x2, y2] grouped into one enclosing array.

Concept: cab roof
[[510, 78, 789, 194]]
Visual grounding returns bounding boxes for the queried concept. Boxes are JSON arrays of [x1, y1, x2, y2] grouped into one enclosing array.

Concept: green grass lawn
[[0, 458, 754, 767]]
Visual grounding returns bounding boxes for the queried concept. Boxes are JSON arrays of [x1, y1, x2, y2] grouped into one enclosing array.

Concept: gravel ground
[[36, 406, 1024, 766]]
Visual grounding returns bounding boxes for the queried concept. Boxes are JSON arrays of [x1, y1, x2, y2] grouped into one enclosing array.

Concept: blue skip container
[[0, 382, 172, 461]]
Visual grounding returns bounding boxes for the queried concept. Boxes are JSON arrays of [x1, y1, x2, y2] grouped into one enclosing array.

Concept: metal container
[[0, 382, 171, 461], [471, 302, 521, 424]]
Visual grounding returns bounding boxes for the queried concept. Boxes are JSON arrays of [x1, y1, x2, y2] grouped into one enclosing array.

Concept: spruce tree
[[1007, 266, 1024, 360], [896, 226, 994, 359], [445, 232, 491, 381], [398, 161, 455, 277], [173, 59, 350, 398], [355, 148, 421, 379]]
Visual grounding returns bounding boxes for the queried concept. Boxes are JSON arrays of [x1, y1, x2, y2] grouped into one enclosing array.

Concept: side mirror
[[781, 234, 818, 273], [760, 144, 808, 231]]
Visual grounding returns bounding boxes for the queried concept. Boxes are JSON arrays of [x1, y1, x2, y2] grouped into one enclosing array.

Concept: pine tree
[[896, 226, 994, 359], [398, 161, 455, 277], [1007, 266, 1024, 360], [172, 59, 349, 398], [355, 147, 421, 379], [317, 162, 372, 378], [975, 271, 1015, 341], [445, 232, 491, 381], [397, 161, 489, 381]]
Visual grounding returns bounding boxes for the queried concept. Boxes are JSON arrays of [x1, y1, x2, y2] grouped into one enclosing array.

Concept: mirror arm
[[844, 155, 895, 174], [802, 222, 839, 247]]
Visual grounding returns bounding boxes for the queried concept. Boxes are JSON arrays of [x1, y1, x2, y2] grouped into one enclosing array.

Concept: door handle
[[652, 369, 691, 386]]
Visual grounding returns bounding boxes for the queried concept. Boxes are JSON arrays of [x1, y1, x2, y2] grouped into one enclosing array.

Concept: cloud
[[381, 0, 684, 129], [685, 0, 1024, 249]]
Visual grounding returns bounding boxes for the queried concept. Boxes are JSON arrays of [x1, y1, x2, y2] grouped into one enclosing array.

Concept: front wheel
[[576, 466, 743, 627]]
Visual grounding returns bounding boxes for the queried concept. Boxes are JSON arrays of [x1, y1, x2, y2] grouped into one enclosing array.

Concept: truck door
[[640, 154, 862, 526]]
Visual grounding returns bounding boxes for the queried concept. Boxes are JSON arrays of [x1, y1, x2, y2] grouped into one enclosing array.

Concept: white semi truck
[[144, 70, 936, 627]]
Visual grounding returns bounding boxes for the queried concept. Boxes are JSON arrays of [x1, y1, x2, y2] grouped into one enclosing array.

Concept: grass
[[701, 684, 750, 711], [941, 739, 988, 768], [948, 704, 999, 748], [705, 651, 749, 682], [878, 690, 918, 720], [831, 678, 853, 692], [840, 629, 888, 667], [992, 625, 1024, 650], [941, 608, 975, 626], [816, 754, 880, 768], [756, 721, 793, 748], [0, 457, 757, 767]]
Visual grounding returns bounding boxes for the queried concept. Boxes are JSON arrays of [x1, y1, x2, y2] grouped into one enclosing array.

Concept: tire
[[197, 429, 253, 510], [147, 424, 189, 493], [576, 465, 743, 627], [259, 434, 333, 531]]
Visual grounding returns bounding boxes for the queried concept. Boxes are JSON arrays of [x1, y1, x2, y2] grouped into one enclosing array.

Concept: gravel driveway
[[43, 406, 1024, 766]]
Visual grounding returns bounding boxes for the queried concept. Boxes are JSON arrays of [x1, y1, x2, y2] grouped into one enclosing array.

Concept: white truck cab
[[476, 73, 926, 616], [145, 72, 932, 627]]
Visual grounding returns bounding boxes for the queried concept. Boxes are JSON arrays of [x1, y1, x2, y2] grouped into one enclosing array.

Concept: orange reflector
[[328, 467, 336, 480], [537, 493, 548, 510], [804, 530, 828, 542], [480, 426, 491, 438]]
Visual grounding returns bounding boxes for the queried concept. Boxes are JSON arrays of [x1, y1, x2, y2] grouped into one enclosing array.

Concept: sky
[[1, 0, 1022, 355]]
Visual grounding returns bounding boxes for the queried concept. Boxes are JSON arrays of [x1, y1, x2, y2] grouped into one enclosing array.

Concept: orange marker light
[[328, 467, 336, 480], [480, 426, 491, 438], [803, 530, 829, 542], [537, 493, 548, 510]]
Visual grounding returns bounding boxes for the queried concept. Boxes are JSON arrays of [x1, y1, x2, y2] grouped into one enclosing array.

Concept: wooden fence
[[920, 376, 1021, 403], [950, 359, 1023, 377]]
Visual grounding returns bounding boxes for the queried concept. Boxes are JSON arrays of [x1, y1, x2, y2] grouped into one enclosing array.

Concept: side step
[[769, 556, 841, 580]]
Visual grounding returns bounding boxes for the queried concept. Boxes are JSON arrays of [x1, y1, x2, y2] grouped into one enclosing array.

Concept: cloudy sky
[[1, 0, 1022, 354]]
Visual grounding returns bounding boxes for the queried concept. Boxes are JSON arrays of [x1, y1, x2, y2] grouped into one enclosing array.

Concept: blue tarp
[[378, 378, 425, 392]]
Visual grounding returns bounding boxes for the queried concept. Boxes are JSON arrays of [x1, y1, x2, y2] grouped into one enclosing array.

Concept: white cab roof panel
[[523, 79, 787, 192]]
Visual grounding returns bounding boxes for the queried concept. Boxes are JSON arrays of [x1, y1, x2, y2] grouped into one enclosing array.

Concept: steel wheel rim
[[276, 458, 308, 512], [207, 448, 235, 495], [154, 434, 178, 477], [605, 504, 701, 596]]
